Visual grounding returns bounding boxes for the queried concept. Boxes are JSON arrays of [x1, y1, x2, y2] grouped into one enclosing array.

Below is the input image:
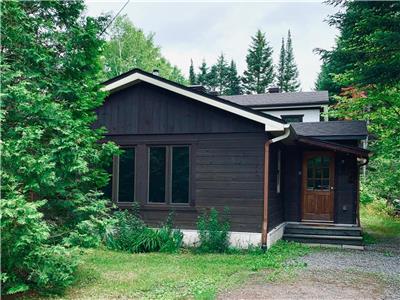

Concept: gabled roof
[[291, 121, 368, 140], [102, 69, 288, 132], [221, 91, 329, 108]]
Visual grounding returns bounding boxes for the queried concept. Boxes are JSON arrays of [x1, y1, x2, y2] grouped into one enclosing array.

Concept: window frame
[[113, 146, 137, 204], [147, 144, 191, 206], [281, 114, 304, 123]]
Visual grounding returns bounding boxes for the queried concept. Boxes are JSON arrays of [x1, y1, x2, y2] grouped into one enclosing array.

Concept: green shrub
[[196, 208, 230, 253], [105, 207, 183, 253], [1, 189, 78, 295]]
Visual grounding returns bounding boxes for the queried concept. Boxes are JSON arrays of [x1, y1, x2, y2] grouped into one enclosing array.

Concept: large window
[[118, 148, 135, 202], [171, 146, 190, 204], [149, 147, 167, 203], [148, 145, 190, 204]]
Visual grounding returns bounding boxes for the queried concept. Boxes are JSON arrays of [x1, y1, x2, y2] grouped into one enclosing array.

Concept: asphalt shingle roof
[[221, 91, 329, 107], [291, 121, 368, 139]]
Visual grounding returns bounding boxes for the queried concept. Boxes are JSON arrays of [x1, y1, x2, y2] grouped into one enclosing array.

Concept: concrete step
[[283, 233, 363, 246], [284, 225, 362, 237]]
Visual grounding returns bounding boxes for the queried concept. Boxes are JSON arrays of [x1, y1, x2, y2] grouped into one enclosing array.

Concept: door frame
[[301, 151, 335, 222]]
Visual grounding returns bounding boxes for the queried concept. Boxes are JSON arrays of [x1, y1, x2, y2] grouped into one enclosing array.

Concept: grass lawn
[[360, 204, 400, 240], [53, 241, 308, 300]]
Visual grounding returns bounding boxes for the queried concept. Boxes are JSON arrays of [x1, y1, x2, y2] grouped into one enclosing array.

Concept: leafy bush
[[196, 208, 230, 253], [105, 207, 183, 253], [1, 189, 78, 295]]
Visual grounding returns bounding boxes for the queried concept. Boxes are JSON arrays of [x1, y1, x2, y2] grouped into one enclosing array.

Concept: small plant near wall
[[104, 204, 183, 253], [196, 208, 231, 253]]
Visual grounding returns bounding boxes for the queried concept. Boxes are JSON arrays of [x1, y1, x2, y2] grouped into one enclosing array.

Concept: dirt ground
[[219, 238, 400, 300]]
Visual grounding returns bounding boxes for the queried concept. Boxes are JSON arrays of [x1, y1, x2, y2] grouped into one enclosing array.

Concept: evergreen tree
[[242, 30, 274, 94], [1, 0, 118, 293], [189, 59, 197, 85], [226, 60, 242, 95], [207, 65, 218, 92], [282, 30, 301, 92], [214, 53, 230, 94], [277, 38, 286, 92], [197, 60, 209, 87]]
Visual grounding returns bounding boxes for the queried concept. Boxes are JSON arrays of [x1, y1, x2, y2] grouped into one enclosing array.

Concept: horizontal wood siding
[[268, 143, 284, 229], [282, 146, 302, 222], [108, 133, 266, 233], [95, 82, 264, 135], [334, 153, 358, 224]]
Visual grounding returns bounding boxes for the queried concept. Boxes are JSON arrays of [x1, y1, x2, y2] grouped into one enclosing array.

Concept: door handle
[[330, 186, 334, 190]]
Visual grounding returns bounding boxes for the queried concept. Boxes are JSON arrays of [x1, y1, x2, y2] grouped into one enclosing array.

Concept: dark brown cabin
[[95, 69, 369, 248]]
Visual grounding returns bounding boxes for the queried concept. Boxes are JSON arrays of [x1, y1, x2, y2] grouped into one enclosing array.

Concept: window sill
[[141, 204, 196, 211]]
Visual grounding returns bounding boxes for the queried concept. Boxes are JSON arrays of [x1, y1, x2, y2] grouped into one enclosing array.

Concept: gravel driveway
[[219, 237, 400, 300]]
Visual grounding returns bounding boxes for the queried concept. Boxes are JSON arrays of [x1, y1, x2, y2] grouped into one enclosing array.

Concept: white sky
[[86, 1, 339, 91]]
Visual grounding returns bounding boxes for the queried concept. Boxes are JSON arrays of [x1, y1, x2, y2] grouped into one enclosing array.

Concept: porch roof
[[296, 136, 370, 159], [291, 121, 368, 140]]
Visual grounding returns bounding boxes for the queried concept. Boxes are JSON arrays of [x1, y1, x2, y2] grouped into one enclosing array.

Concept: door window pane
[[306, 155, 332, 191], [171, 146, 190, 204], [118, 149, 135, 202], [149, 147, 166, 203]]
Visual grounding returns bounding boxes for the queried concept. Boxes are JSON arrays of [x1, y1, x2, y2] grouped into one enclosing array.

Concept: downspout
[[262, 126, 291, 248]]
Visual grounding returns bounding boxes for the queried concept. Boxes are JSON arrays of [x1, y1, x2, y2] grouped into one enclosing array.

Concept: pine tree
[[277, 38, 286, 92], [226, 60, 242, 95], [282, 30, 301, 92], [207, 65, 218, 92], [189, 59, 197, 85], [214, 53, 230, 94], [242, 30, 275, 94], [197, 60, 209, 87]]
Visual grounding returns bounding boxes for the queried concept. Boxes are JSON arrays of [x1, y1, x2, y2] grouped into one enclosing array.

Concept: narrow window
[[171, 146, 190, 204], [277, 149, 281, 193], [118, 148, 135, 202], [281, 115, 303, 123], [149, 147, 167, 203]]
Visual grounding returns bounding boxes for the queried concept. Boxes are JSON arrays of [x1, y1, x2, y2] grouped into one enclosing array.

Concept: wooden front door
[[302, 152, 335, 222]]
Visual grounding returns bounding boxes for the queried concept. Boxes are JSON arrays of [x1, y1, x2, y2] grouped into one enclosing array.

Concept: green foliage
[[242, 29, 275, 94], [189, 59, 197, 85], [25, 245, 79, 295], [103, 15, 186, 84], [317, 1, 400, 207], [361, 202, 400, 239], [196, 208, 230, 253], [282, 30, 300, 92], [105, 208, 183, 253], [226, 60, 242, 95], [1, 189, 79, 295], [197, 60, 209, 87], [1, 0, 118, 294]]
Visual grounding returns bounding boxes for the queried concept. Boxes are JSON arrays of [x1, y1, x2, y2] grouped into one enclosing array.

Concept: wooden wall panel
[[95, 82, 264, 135], [108, 133, 267, 233]]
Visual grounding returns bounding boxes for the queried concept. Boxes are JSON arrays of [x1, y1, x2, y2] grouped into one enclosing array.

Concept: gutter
[[261, 126, 291, 248]]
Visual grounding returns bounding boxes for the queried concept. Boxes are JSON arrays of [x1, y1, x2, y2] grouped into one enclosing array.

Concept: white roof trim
[[103, 72, 288, 132]]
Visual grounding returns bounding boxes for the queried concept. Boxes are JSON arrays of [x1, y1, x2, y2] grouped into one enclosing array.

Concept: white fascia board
[[103, 73, 287, 132], [252, 104, 326, 110]]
